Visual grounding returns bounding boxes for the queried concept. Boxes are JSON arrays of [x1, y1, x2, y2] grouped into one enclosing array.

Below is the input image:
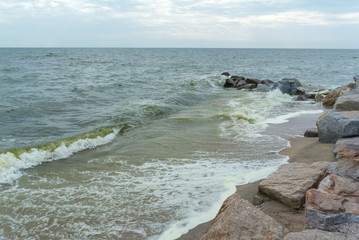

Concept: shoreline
[[178, 111, 335, 240]]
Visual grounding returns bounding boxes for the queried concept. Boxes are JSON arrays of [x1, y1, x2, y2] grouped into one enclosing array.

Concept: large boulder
[[258, 162, 329, 209], [305, 174, 359, 235], [334, 95, 359, 111], [271, 78, 303, 95], [323, 84, 356, 107], [200, 193, 288, 240], [283, 229, 357, 240], [329, 137, 359, 180], [316, 111, 359, 143]]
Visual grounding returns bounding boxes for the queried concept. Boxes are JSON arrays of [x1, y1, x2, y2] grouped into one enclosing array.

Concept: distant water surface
[[0, 48, 358, 239]]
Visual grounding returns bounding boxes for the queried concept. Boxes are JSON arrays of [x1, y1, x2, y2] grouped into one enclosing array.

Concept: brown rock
[[258, 162, 329, 209], [306, 189, 345, 212], [283, 229, 357, 240], [323, 84, 356, 107], [305, 174, 359, 235], [200, 193, 288, 240], [334, 95, 359, 111], [334, 137, 359, 162]]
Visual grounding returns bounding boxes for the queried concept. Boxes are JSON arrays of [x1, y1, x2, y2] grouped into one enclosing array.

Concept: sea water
[[0, 48, 358, 239]]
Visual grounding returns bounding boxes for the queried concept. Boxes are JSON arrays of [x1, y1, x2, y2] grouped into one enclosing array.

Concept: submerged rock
[[258, 162, 329, 209], [200, 193, 288, 240], [221, 72, 231, 77], [317, 111, 359, 143], [305, 174, 359, 235]]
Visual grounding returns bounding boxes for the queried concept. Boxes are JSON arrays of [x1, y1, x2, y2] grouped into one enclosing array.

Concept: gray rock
[[304, 128, 319, 137], [328, 160, 359, 180], [317, 111, 359, 143], [334, 95, 359, 111], [260, 79, 274, 86], [283, 229, 357, 240], [272, 78, 303, 95], [256, 83, 271, 92], [237, 83, 256, 90], [200, 193, 288, 240], [224, 78, 235, 88], [258, 162, 329, 209]]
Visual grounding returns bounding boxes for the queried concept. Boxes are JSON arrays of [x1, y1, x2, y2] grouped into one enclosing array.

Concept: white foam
[[263, 110, 323, 124], [0, 129, 119, 184]]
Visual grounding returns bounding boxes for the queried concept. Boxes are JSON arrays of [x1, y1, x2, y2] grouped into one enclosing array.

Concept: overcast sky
[[0, 0, 358, 48]]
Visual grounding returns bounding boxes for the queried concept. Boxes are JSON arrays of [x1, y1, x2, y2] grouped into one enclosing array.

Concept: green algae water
[[0, 48, 358, 239]]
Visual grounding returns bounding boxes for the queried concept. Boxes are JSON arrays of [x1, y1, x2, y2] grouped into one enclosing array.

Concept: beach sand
[[178, 136, 335, 240]]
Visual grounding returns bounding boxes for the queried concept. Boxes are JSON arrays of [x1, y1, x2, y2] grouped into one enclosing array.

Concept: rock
[[305, 174, 359, 235], [329, 161, 359, 180], [234, 79, 246, 88], [283, 229, 357, 240], [256, 83, 271, 92], [224, 78, 235, 88], [272, 78, 303, 95], [304, 128, 319, 137], [200, 193, 288, 240], [261, 79, 274, 86], [323, 84, 356, 107], [221, 72, 230, 77], [282, 78, 303, 87], [293, 95, 308, 101], [354, 75, 359, 83], [329, 138, 359, 179], [334, 95, 359, 111], [316, 111, 359, 143], [258, 162, 329, 209], [305, 92, 317, 99], [315, 92, 325, 102], [245, 78, 260, 86], [237, 83, 256, 90], [334, 137, 359, 160]]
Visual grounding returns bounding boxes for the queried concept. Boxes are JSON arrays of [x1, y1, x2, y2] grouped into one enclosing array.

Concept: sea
[[0, 48, 358, 239]]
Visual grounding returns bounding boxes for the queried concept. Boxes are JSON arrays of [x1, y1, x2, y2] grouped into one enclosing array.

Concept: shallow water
[[0, 48, 358, 239]]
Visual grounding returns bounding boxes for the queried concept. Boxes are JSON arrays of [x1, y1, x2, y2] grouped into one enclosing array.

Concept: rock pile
[[222, 72, 331, 102]]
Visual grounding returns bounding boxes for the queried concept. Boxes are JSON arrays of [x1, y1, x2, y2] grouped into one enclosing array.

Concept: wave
[[0, 127, 123, 184]]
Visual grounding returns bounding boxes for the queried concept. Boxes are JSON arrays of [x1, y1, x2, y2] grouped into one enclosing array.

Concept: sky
[[0, 0, 358, 48]]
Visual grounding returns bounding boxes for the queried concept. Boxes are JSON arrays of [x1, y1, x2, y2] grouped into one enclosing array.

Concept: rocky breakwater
[[198, 75, 359, 239], [222, 72, 330, 102]]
